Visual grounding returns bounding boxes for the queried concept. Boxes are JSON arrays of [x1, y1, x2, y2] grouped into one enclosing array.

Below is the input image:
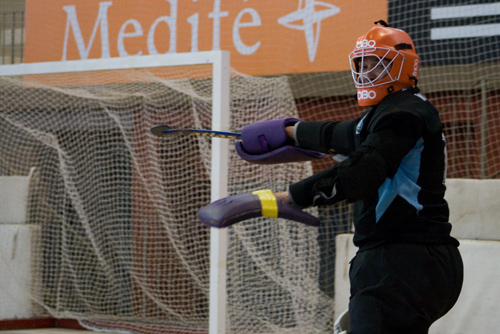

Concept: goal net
[[1, 1, 500, 334], [0, 52, 339, 334]]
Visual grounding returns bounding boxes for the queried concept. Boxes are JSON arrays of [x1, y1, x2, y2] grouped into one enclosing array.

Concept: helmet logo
[[356, 39, 376, 49], [358, 89, 377, 100], [412, 59, 419, 77]]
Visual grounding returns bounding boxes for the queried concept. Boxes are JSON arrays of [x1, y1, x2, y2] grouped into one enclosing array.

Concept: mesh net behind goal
[[1, 1, 500, 334], [0, 63, 345, 334]]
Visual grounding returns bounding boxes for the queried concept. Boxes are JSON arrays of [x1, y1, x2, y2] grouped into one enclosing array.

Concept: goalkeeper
[[235, 21, 463, 334]]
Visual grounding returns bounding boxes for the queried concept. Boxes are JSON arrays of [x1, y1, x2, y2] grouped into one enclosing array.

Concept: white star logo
[[278, 0, 340, 62]]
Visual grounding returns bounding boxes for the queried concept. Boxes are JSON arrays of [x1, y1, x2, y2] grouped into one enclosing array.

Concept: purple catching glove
[[197, 190, 320, 228], [240, 118, 300, 154]]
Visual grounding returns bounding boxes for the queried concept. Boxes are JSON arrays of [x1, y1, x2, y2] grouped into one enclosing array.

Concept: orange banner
[[24, 0, 387, 75]]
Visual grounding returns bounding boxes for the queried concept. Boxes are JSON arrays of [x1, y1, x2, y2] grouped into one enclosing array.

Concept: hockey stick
[[150, 125, 241, 140], [151, 124, 347, 161]]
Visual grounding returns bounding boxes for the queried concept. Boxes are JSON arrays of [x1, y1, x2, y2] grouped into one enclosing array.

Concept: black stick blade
[[150, 125, 174, 137]]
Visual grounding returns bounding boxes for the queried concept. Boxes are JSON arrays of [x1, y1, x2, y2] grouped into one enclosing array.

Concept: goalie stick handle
[[151, 124, 342, 160], [150, 125, 242, 140]]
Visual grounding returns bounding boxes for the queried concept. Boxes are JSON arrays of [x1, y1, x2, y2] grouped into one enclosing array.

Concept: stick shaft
[[151, 125, 241, 140]]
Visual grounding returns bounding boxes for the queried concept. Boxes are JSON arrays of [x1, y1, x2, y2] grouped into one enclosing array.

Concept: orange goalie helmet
[[350, 20, 420, 106]]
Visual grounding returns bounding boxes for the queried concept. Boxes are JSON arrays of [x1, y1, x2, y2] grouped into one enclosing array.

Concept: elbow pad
[[288, 167, 346, 208]]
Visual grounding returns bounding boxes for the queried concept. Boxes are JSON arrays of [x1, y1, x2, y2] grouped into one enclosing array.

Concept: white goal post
[[0, 51, 231, 334]]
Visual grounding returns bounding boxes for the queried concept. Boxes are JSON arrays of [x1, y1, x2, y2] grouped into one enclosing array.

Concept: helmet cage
[[349, 47, 405, 89]]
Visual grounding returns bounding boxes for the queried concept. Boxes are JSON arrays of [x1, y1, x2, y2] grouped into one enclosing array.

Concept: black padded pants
[[348, 242, 463, 334]]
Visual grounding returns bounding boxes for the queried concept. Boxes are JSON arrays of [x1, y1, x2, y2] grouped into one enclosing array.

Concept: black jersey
[[288, 88, 459, 249]]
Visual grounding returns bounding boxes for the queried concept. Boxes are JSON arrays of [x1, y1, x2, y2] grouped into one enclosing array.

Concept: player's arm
[[287, 112, 423, 208], [235, 117, 361, 164], [286, 119, 360, 155]]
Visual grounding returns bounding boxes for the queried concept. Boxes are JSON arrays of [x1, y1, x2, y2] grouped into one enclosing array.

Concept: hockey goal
[[0, 51, 337, 334]]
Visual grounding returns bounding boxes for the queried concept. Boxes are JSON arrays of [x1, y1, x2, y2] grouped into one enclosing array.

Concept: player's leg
[[348, 243, 463, 334]]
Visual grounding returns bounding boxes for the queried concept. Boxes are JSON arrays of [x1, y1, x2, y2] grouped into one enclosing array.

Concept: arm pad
[[197, 190, 320, 228]]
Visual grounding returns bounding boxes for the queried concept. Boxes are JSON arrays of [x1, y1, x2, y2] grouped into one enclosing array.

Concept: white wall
[[0, 169, 44, 319], [0, 224, 41, 319]]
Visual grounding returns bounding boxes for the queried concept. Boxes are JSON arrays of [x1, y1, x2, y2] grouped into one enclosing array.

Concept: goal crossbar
[[0, 51, 227, 76]]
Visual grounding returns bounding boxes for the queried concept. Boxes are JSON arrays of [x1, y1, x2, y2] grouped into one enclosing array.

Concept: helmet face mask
[[350, 49, 402, 88], [350, 24, 420, 106]]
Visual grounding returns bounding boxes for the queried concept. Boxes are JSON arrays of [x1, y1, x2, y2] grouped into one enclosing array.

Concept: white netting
[[0, 63, 347, 334], [1, 0, 500, 333]]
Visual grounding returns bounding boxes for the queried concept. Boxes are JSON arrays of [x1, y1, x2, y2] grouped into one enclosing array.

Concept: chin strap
[[410, 76, 419, 88]]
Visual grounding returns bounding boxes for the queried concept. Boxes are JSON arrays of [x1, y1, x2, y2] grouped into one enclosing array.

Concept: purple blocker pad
[[197, 192, 320, 228]]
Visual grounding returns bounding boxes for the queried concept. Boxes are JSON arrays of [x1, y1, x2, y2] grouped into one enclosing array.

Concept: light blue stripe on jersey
[[375, 138, 424, 222]]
